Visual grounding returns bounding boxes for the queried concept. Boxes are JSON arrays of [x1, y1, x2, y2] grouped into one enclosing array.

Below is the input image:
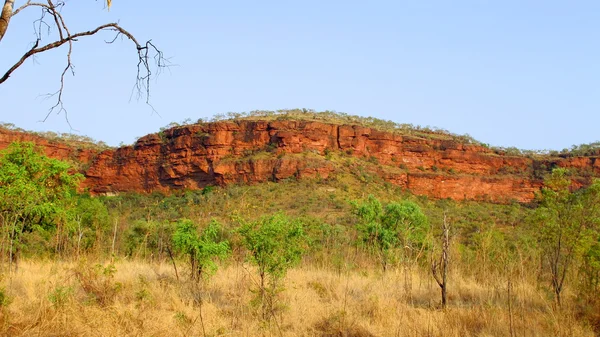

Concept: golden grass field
[[0, 259, 596, 337]]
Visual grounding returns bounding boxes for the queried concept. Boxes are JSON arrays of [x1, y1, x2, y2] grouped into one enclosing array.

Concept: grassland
[[0, 258, 596, 337]]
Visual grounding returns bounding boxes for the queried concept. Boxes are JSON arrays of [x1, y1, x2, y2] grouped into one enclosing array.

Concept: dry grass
[[0, 259, 595, 337]]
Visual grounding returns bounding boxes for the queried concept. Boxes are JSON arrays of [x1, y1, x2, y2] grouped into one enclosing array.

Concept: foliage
[[48, 285, 73, 309], [352, 195, 429, 271], [576, 179, 600, 298], [238, 213, 306, 318], [172, 219, 230, 281], [0, 142, 83, 265], [561, 141, 600, 157], [0, 287, 11, 307], [463, 224, 515, 281], [124, 219, 176, 260], [530, 168, 597, 305], [0, 142, 82, 226], [238, 213, 306, 281], [68, 194, 111, 255]]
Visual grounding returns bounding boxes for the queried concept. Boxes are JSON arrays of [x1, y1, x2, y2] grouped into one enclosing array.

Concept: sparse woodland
[[2, 0, 597, 334], [0, 140, 599, 336]]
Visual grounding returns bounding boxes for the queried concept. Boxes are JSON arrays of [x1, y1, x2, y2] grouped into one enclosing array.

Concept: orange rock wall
[[1, 121, 598, 203]]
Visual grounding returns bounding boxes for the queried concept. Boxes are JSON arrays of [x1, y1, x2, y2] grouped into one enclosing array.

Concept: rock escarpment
[[1, 120, 599, 203]]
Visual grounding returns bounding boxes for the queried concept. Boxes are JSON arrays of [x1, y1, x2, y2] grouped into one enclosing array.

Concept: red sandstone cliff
[[1, 120, 598, 203]]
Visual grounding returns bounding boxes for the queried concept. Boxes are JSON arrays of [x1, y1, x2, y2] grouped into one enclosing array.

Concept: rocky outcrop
[[1, 120, 599, 203], [0, 128, 98, 164]]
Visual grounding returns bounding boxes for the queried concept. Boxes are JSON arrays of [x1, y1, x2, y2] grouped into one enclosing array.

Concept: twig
[[2, 1, 167, 120]]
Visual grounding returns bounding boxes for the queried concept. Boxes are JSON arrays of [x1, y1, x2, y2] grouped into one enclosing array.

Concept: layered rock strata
[[1, 120, 598, 203]]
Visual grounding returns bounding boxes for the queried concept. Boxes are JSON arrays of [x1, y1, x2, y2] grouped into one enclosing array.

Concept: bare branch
[[2, 1, 166, 119], [2, 22, 166, 113], [12, 1, 39, 17]]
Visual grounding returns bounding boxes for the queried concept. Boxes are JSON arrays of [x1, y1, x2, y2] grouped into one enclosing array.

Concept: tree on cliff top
[[0, 0, 165, 117]]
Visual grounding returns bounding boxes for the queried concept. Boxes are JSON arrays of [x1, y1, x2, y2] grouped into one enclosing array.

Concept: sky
[[1, 1, 599, 150]]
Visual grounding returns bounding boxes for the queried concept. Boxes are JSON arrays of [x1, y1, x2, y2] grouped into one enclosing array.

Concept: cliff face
[[1, 120, 599, 203]]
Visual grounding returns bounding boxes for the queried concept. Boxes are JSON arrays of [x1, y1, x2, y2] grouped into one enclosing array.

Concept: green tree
[[172, 218, 229, 282], [575, 179, 600, 301], [172, 218, 229, 337], [532, 168, 592, 305], [0, 142, 82, 268], [238, 213, 306, 320], [68, 194, 110, 257], [352, 195, 429, 272]]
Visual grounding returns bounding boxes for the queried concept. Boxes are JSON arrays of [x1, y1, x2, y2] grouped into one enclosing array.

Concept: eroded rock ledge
[[2, 120, 599, 203]]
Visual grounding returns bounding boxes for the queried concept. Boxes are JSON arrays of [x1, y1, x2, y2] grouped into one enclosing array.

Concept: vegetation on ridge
[[3, 110, 600, 157], [158, 109, 600, 158], [0, 122, 111, 150]]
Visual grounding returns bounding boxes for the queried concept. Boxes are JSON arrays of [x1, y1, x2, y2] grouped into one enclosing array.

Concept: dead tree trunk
[[432, 214, 450, 308], [0, 0, 15, 42]]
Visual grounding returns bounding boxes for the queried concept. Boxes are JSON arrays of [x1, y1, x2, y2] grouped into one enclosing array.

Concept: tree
[[532, 168, 592, 306], [172, 218, 230, 282], [172, 218, 229, 337], [238, 213, 306, 320], [352, 195, 429, 273], [0, 142, 82, 269], [573, 179, 600, 302], [1, 0, 165, 115], [431, 213, 450, 308], [68, 193, 110, 257]]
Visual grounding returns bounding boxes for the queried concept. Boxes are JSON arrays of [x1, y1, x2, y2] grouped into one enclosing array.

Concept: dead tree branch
[[1, 1, 166, 118]]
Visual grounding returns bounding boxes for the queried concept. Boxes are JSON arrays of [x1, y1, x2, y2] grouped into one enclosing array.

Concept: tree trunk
[[554, 286, 562, 307], [432, 214, 450, 308], [0, 0, 15, 42], [441, 218, 449, 308]]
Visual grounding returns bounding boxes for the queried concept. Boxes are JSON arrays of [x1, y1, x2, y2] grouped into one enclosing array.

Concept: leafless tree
[[0, 0, 166, 119], [431, 213, 450, 308]]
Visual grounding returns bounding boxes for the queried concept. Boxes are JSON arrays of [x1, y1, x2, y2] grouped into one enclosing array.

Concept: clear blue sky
[[1, 1, 599, 150]]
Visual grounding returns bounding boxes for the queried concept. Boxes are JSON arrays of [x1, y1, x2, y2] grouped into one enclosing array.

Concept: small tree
[[172, 218, 229, 337], [574, 179, 600, 302], [0, 142, 82, 269], [172, 219, 230, 282], [68, 194, 110, 258], [352, 195, 429, 272], [431, 213, 450, 308], [238, 213, 306, 320], [533, 168, 588, 306]]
